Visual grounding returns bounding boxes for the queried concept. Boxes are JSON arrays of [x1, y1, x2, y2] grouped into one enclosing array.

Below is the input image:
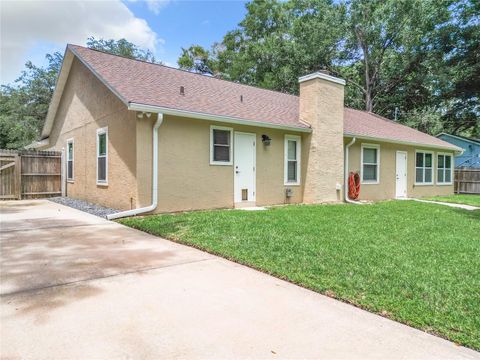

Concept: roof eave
[[128, 102, 312, 133], [436, 132, 480, 146], [343, 133, 463, 154]]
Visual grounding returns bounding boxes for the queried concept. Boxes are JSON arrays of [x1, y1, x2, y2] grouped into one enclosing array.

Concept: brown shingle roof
[[68, 45, 460, 151], [344, 108, 460, 150], [69, 44, 306, 129]]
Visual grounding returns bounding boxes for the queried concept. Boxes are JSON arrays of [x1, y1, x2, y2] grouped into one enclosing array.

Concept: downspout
[[107, 113, 163, 220], [344, 137, 361, 204]]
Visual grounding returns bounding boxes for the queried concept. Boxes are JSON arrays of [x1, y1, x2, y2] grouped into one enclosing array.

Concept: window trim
[[415, 150, 434, 186], [210, 125, 233, 166], [66, 138, 74, 182], [360, 143, 380, 184], [284, 134, 301, 186], [436, 152, 453, 185], [96, 127, 108, 186]]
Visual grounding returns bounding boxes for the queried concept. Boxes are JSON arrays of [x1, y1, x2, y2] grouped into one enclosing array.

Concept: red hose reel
[[348, 172, 361, 200]]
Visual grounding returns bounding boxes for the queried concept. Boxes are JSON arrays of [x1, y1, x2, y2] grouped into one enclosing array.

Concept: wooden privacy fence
[[455, 167, 480, 194], [0, 149, 63, 200]]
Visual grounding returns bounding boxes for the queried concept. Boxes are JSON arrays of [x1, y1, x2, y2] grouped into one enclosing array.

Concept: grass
[[120, 200, 480, 350], [422, 194, 480, 207]]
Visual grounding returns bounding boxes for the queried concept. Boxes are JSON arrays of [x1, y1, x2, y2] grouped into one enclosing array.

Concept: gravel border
[[49, 197, 120, 218]]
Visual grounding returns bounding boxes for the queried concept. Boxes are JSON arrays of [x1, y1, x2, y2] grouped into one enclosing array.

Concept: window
[[415, 151, 434, 185], [361, 144, 380, 184], [66, 138, 74, 181], [97, 127, 108, 185], [284, 135, 301, 185], [437, 153, 453, 185], [210, 126, 232, 165]]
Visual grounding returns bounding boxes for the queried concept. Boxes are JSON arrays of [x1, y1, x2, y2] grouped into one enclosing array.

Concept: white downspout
[[107, 113, 163, 220], [344, 137, 361, 204]]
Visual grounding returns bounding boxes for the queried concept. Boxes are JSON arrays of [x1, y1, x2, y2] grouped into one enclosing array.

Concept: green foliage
[[0, 38, 158, 149], [178, 45, 218, 76], [178, 0, 479, 137], [0, 52, 62, 149], [120, 200, 480, 350], [86, 37, 159, 63]]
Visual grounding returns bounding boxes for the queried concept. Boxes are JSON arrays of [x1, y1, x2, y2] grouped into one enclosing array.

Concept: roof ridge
[[67, 44, 300, 100]]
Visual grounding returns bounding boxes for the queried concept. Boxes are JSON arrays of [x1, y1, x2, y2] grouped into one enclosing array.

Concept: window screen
[[97, 130, 107, 183], [362, 146, 379, 182], [67, 140, 74, 180], [212, 128, 231, 163]]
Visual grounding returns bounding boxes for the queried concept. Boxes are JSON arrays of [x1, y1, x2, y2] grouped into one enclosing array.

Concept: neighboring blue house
[[437, 133, 480, 168]]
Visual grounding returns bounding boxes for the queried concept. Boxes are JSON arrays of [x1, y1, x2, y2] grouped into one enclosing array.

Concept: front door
[[396, 151, 407, 198], [234, 132, 256, 204]]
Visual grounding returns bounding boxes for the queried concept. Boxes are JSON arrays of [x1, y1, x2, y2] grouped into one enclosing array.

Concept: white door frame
[[395, 151, 408, 198], [234, 132, 256, 204]]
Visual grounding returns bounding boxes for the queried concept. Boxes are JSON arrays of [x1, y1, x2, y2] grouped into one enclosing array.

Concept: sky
[[0, 0, 248, 85]]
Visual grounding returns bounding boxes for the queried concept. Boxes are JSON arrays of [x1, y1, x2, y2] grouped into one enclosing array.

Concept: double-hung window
[[284, 135, 301, 185], [66, 139, 74, 181], [210, 126, 232, 165], [361, 144, 380, 184], [97, 127, 108, 185], [415, 151, 433, 185], [437, 153, 453, 184]]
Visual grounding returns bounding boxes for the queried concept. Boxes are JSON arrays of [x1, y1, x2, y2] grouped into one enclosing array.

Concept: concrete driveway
[[1, 200, 478, 359]]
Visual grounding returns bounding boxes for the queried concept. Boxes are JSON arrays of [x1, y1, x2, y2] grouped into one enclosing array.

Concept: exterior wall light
[[261, 134, 271, 146]]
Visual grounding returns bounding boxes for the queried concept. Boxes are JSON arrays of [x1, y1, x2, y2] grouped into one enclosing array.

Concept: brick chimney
[[299, 71, 345, 203]]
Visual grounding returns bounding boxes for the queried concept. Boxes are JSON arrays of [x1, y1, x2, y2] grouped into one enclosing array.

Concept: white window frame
[[96, 127, 108, 186], [360, 143, 380, 184], [415, 150, 434, 185], [210, 125, 233, 165], [66, 138, 74, 182], [284, 134, 301, 186], [436, 152, 453, 185]]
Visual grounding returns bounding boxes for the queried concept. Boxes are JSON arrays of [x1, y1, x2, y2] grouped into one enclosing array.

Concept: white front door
[[234, 132, 256, 204], [396, 151, 407, 198]]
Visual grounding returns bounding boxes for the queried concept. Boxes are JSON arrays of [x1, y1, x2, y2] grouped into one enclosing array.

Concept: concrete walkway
[[1, 200, 478, 359], [411, 198, 480, 211]]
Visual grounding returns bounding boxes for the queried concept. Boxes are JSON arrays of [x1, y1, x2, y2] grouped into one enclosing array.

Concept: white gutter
[[107, 113, 163, 220], [344, 137, 362, 205], [128, 102, 312, 133], [343, 132, 463, 154]]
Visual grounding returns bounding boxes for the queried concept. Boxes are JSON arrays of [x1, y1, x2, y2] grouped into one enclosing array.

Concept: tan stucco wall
[[46, 58, 137, 210], [300, 78, 344, 203], [346, 138, 454, 200], [135, 115, 308, 213], [46, 57, 452, 212]]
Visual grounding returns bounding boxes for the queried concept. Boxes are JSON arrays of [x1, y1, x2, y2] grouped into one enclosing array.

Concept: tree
[[432, 0, 480, 137], [0, 52, 62, 149], [178, 45, 219, 76], [178, 0, 478, 136], [0, 38, 158, 149], [86, 37, 159, 63]]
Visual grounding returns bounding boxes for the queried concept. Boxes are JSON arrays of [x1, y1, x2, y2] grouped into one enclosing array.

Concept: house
[[436, 133, 480, 168], [35, 44, 462, 217]]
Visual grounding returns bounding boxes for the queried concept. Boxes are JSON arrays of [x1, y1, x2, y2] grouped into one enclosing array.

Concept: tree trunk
[[365, 88, 373, 112]]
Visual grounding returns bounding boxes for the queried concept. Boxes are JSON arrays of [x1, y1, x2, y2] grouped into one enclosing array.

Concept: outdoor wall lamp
[[261, 134, 271, 146], [137, 112, 152, 119]]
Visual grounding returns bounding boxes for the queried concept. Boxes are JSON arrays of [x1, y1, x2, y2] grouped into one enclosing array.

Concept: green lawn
[[423, 194, 480, 207], [120, 201, 480, 350]]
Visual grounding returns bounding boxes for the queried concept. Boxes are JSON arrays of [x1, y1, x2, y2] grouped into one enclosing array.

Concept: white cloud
[[146, 0, 170, 15], [0, 0, 162, 84]]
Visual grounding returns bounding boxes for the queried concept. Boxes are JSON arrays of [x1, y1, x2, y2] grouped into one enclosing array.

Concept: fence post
[[14, 154, 21, 199]]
